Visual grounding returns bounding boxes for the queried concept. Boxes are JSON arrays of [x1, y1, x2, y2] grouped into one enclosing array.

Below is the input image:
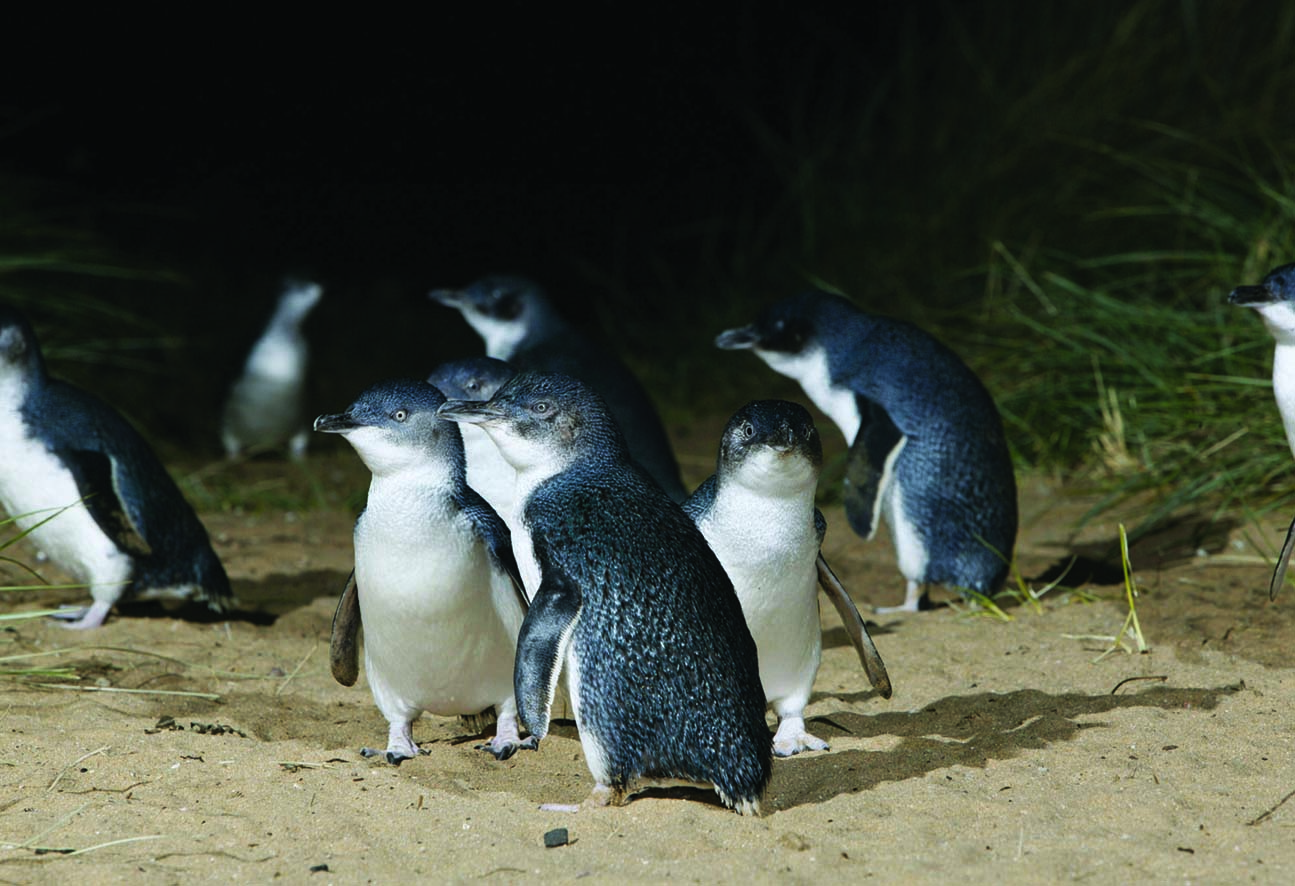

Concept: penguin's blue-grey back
[[1, 305, 231, 607]]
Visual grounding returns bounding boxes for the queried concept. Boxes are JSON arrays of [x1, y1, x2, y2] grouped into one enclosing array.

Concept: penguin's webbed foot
[[476, 733, 539, 761], [360, 745, 426, 765], [771, 716, 829, 757], [49, 601, 112, 630]]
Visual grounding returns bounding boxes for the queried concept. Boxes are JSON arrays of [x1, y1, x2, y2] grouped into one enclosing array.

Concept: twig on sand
[[1248, 787, 1295, 826], [1110, 675, 1168, 695]]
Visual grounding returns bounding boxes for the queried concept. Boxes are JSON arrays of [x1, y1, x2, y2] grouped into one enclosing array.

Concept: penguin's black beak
[[1228, 284, 1275, 307], [715, 326, 759, 350], [428, 288, 465, 309], [314, 412, 359, 433], [437, 399, 504, 425]]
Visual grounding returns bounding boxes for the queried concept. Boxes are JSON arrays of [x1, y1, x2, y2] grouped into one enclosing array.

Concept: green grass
[[615, 0, 1295, 536]]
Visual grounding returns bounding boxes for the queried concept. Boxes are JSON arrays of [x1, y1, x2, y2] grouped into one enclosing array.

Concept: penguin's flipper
[[462, 489, 529, 611], [330, 570, 361, 686], [816, 553, 892, 699], [1270, 514, 1295, 601], [842, 401, 902, 541], [59, 449, 152, 557], [514, 564, 582, 742]]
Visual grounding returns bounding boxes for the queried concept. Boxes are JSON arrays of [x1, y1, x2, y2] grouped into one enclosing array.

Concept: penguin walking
[[683, 400, 891, 756], [426, 356, 518, 523], [429, 276, 687, 501], [437, 372, 771, 813], [1229, 262, 1295, 599], [316, 378, 532, 762], [0, 306, 232, 629], [716, 290, 1018, 613], [222, 280, 322, 460]]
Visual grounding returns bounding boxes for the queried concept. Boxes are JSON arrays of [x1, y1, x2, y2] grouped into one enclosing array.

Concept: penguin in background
[[1229, 262, 1295, 599], [429, 275, 688, 501], [683, 399, 892, 756], [0, 305, 232, 629], [317, 378, 533, 762], [221, 279, 322, 460], [426, 356, 518, 523], [716, 290, 1018, 613], [437, 371, 771, 814]]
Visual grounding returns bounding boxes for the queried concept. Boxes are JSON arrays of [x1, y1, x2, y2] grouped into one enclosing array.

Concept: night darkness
[[3, 10, 904, 449]]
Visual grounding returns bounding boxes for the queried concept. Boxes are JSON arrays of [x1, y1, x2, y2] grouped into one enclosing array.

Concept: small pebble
[[544, 828, 570, 848]]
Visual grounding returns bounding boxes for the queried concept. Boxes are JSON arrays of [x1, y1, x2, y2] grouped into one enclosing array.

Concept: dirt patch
[[1, 454, 1291, 882]]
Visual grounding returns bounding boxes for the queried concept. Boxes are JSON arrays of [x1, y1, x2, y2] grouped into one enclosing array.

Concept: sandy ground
[[2, 450, 1294, 885]]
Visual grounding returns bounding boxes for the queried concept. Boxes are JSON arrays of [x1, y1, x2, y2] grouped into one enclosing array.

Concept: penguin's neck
[[244, 325, 306, 382], [1272, 343, 1295, 459], [465, 314, 528, 360], [757, 345, 862, 442]]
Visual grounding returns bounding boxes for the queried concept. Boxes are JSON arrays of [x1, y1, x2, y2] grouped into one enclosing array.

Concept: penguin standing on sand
[[716, 290, 1018, 613], [317, 379, 532, 762], [429, 276, 687, 501], [1229, 262, 1295, 599], [0, 305, 231, 629], [222, 280, 322, 460], [426, 356, 518, 523], [683, 400, 891, 756], [437, 372, 771, 813]]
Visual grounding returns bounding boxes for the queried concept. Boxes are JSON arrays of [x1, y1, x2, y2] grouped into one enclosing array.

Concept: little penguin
[[716, 290, 1018, 613], [426, 356, 518, 522], [682, 399, 892, 757], [437, 371, 771, 813], [1229, 262, 1295, 599], [315, 378, 532, 762], [0, 305, 232, 629], [429, 275, 687, 501], [221, 279, 322, 460]]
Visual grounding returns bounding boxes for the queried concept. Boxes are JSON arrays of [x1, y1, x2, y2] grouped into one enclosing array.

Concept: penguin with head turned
[[221, 279, 322, 461], [1229, 262, 1295, 599], [437, 371, 771, 813], [426, 356, 518, 524], [717, 290, 1018, 613], [0, 305, 232, 629], [429, 275, 687, 501], [683, 399, 892, 756], [317, 378, 532, 762]]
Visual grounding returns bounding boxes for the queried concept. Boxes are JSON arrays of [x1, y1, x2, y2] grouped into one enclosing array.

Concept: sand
[[1, 456, 1292, 884]]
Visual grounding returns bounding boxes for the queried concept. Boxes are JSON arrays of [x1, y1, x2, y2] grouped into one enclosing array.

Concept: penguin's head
[[0, 305, 45, 386], [429, 275, 549, 359], [427, 356, 517, 402], [438, 370, 620, 475], [277, 280, 323, 320], [716, 291, 858, 385], [314, 378, 462, 476], [1230, 262, 1295, 343], [718, 399, 822, 493]]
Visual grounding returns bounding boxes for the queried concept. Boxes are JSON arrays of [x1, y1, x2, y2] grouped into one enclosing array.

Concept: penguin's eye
[[532, 401, 549, 415], [740, 421, 755, 439], [392, 409, 409, 422]]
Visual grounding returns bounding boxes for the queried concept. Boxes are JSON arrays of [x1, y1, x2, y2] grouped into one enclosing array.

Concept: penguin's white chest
[[755, 346, 862, 441], [354, 490, 520, 717], [241, 332, 306, 384], [0, 394, 131, 595], [1271, 342, 1295, 459], [696, 487, 821, 704], [460, 424, 515, 518]]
